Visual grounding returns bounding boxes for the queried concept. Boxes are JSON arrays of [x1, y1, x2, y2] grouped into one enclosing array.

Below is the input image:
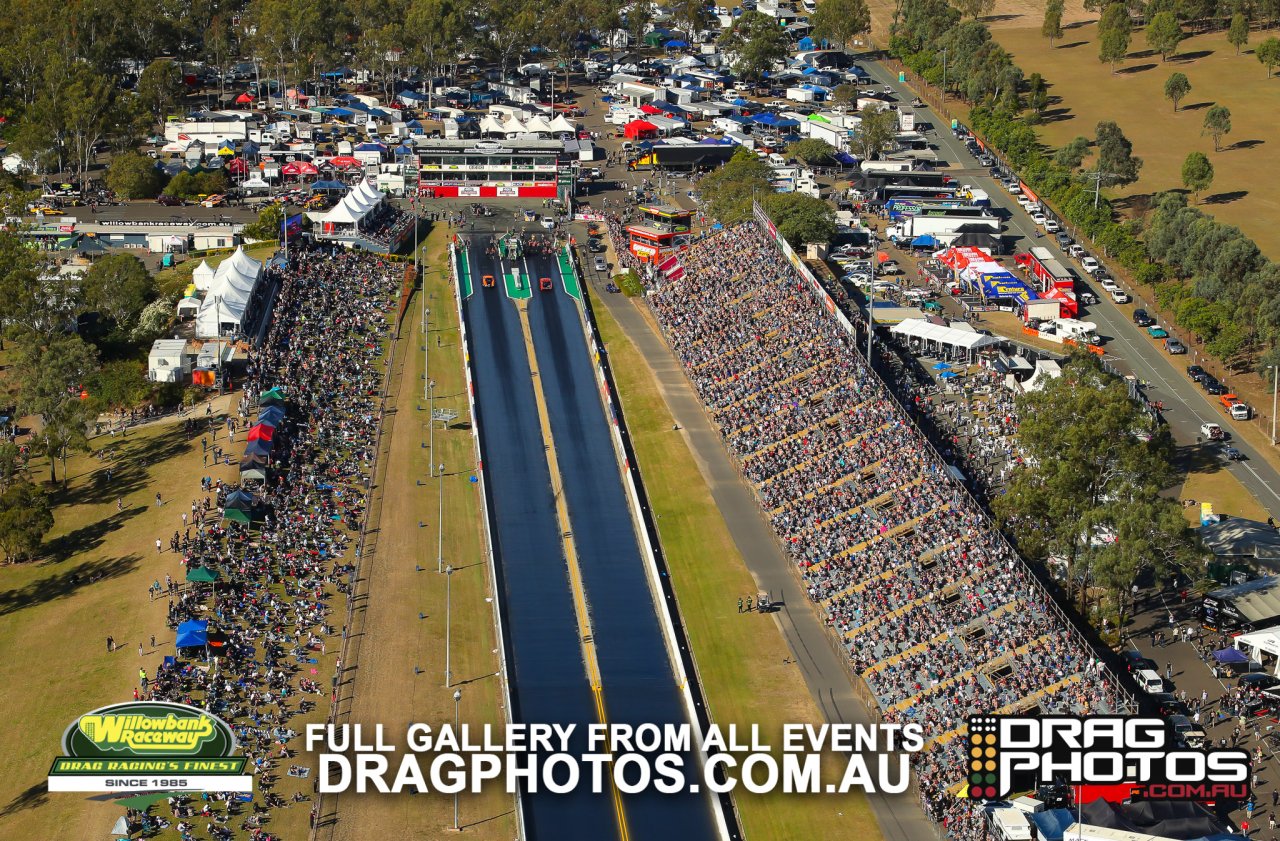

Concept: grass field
[[326, 227, 515, 839], [592, 300, 881, 839], [988, 24, 1280, 259], [0, 398, 338, 840]]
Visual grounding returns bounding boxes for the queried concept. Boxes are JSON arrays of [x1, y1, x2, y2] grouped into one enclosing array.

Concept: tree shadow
[[1172, 49, 1215, 62], [1128, 49, 1159, 59], [54, 427, 193, 507], [1064, 18, 1097, 29], [0, 555, 140, 617], [1172, 440, 1224, 479], [980, 12, 1022, 22], [1226, 139, 1265, 151], [42, 507, 144, 562], [1041, 108, 1075, 123], [1202, 190, 1249, 204], [1116, 63, 1158, 74], [0, 781, 48, 817], [1057, 41, 1089, 49], [1110, 192, 1155, 214], [1180, 101, 1214, 111]]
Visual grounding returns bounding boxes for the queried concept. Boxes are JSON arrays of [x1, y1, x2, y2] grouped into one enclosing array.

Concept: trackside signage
[[48, 701, 252, 792]]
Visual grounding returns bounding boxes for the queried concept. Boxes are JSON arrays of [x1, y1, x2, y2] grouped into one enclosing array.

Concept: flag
[[282, 214, 303, 238]]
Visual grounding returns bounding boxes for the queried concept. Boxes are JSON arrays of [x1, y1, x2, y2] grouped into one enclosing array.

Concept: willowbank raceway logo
[[48, 701, 252, 792], [965, 715, 1251, 802]]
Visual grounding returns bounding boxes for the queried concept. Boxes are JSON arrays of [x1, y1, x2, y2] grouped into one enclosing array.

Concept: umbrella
[[932, 362, 951, 371], [939, 370, 959, 379], [222, 508, 251, 525], [186, 567, 219, 583], [877, 251, 892, 262]]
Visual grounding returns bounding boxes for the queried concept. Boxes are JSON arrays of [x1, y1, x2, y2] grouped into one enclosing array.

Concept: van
[[1168, 714, 1206, 748], [1137, 668, 1164, 694]]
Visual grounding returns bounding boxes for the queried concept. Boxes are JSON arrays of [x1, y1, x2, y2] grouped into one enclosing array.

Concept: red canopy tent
[[235, 92, 255, 104], [226, 157, 248, 175], [623, 119, 658, 140], [280, 161, 319, 176], [639, 103, 663, 115], [327, 155, 362, 169], [247, 424, 274, 442]]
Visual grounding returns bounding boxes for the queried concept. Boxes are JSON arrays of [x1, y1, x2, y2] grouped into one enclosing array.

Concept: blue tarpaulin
[[1030, 809, 1077, 841], [912, 234, 939, 247], [176, 620, 209, 648]]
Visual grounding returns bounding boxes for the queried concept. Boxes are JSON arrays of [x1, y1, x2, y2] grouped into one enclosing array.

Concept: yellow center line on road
[[515, 300, 630, 841]]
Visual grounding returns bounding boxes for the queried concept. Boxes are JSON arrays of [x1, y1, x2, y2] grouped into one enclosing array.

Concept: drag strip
[[462, 242, 617, 841], [525, 251, 720, 840]]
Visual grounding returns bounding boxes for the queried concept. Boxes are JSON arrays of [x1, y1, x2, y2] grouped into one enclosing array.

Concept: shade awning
[[186, 567, 220, 583], [175, 619, 209, 647], [247, 423, 274, 442], [1213, 647, 1250, 664]]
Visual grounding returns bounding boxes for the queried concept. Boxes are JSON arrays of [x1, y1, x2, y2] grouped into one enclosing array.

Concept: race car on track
[[539, 277, 553, 291], [482, 274, 495, 288]]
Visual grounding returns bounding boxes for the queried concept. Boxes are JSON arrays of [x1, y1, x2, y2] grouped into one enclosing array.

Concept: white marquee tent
[[194, 246, 265, 338], [1235, 627, 1280, 674]]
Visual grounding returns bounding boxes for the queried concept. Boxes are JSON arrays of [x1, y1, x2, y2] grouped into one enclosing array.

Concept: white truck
[[898, 108, 915, 132], [859, 160, 915, 174], [897, 213, 1000, 239]]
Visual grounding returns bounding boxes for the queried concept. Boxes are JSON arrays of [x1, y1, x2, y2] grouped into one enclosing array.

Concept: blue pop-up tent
[[258, 405, 286, 427], [1213, 647, 1249, 664], [175, 620, 209, 648]]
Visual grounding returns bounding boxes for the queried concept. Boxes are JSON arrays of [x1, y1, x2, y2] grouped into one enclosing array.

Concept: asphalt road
[[527, 250, 718, 839], [859, 61, 1280, 518], [462, 238, 616, 841]]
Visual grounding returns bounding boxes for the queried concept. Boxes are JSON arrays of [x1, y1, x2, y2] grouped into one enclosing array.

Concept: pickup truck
[[1222, 394, 1252, 420]]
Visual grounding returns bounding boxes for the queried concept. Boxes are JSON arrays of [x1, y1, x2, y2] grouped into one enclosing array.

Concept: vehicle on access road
[[481, 274, 495, 288]]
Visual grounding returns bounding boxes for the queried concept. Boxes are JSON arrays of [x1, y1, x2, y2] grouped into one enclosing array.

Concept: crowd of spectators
[[646, 221, 1121, 840], [360, 203, 416, 249], [140, 244, 398, 840]]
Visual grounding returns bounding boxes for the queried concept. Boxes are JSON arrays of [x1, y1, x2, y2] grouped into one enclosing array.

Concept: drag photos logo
[[965, 715, 1250, 801]]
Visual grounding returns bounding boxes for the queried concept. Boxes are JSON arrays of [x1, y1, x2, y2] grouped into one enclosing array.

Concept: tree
[[698, 148, 773, 224], [10, 331, 99, 483], [1027, 73, 1049, 119], [853, 104, 899, 161], [1257, 36, 1280, 76], [1054, 135, 1092, 169], [787, 138, 837, 165], [1180, 151, 1214, 201], [811, 0, 872, 49], [1227, 12, 1249, 54], [761, 192, 836, 247], [106, 152, 168, 199], [721, 11, 790, 81], [1202, 104, 1232, 151], [1098, 3, 1133, 73], [82, 254, 157, 334], [1163, 71, 1191, 111], [0, 479, 53, 562], [992, 354, 1188, 621], [1042, 0, 1065, 45], [1095, 120, 1143, 185], [136, 59, 185, 131], [1145, 11, 1182, 59], [243, 202, 286, 241], [833, 83, 858, 104]]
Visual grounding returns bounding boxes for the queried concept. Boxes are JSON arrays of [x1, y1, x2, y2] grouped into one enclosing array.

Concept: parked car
[[540, 216, 556, 229], [1005, 180, 1022, 194], [1240, 673, 1280, 691], [1165, 338, 1187, 354], [156, 194, 184, 206], [1055, 232, 1073, 248], [1204, 379, 1228, 396], [1099, 278, 1120, 293], [1147, 324, 1169, 339], [1031, 212, 1047, 226], [1132, 309, 1153, 327], [587, 239, 606, 253], [1044, 218, 1061, 233], [1187, 365, 1208, 382], [1110, 289, 1131, 304], [879, 260, 902, 275], [1068, 244, 1086, 258], [1080, 256, 1100, 274], [593, 256, 608, 272], [1122, 650, 1158, 674]]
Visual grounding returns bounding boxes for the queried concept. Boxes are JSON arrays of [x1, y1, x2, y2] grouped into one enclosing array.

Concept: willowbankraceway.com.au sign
[[48, 701, 253, 792]]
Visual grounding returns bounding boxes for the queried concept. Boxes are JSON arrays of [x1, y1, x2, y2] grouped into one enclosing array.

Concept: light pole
[[1270, 365, 1278, 445], [428, 379, 436, 472], [453, 688, 462, 831], [437, 461, 445, 573], [445, 564, 454, 688]]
